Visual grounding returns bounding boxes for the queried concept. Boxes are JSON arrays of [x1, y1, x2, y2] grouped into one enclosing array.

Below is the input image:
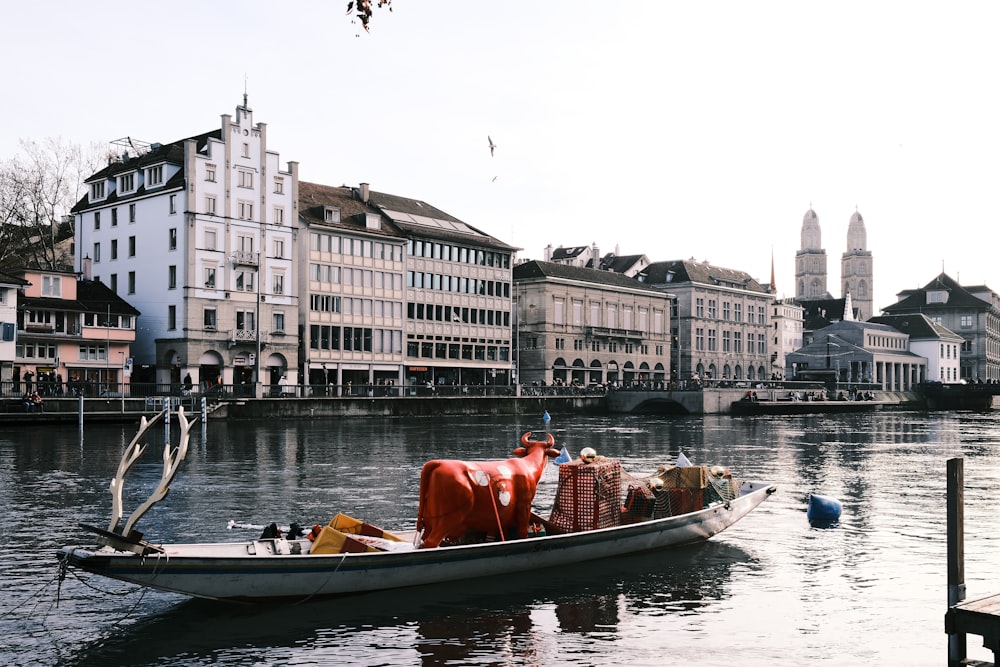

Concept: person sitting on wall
[[31, 392, 44, 412], [22, 393, 33, 413]]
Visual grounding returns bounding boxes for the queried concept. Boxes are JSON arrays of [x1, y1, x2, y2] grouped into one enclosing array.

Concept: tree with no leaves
[[0, 138, 102, 270]]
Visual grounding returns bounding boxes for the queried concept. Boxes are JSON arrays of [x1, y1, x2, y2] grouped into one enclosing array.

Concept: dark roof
[[550, 246, 591, 261], [883, 272, 994, 313], [72, 130, 219, 213], [513, 260, 665, 294], [0, 270, 30, 287], [598, 253, 645, 273], [298, 181, 405, 240], [638, 259, 768, 293], [869, 313, 961, 340], [19, 278, 140, 316], [367, 190, 518, 252], [798, 297, 848, 330]]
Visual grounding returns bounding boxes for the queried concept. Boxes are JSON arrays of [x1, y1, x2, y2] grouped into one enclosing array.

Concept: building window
[[961, 315, 974, 328], [204, 267, 216, 288], [238, 201, 253, 220], [129, 203, 136, 223], [169, 194, 177, 214], [41, 275, 61, 297], [168, 265, 177, 289], [204, 308, 217, 330], [324, 206, 340, 223], [273, 312, 285, 333], [110, 239, 118, 260], [146, 165, 163, 186], [119, 173, 135, 193], [169, 228, 177, 250], [90, 181, 105, 200], [274, 178, 284, 194], [94, 211, 101, 230], [242, 142, 250, 158], [206, 164, 216, 182], [274, 238, 284, 259], [206, 195, 217, 215], [128, 271, 135, 294], [128, 236, 136, 257], [273, 274, 284, 295], [205, 229, 217, 251], [167, 305, 176, 330], [110, 274, 118, 292], [111, 208, 118, 227], [93, 242, 101, 262], [238, 169, 253, 188], [273, 207, 284, 225]]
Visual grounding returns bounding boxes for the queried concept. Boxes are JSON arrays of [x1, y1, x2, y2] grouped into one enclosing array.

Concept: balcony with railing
[[231, 250, 260, 267], [585, 326, 644, 341], [231, 329, 270, 344]]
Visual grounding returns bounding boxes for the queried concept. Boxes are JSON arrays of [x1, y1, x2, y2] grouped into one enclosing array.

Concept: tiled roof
[[514, 260, 665, 294], [297, 181, 404, 239], [639, 259, 768, 293], [884, 272, 993, 312]]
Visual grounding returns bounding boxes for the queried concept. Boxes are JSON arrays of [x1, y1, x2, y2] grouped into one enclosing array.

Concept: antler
[[120, 407, 195, 536], [108, 409, 167, 534]]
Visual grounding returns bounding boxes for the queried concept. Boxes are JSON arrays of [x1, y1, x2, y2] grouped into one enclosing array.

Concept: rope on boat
[[290, 551, 350, 606], [486, 473, 505, 542]]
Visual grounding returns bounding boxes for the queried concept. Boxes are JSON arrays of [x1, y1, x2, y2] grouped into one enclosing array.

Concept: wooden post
[[947, 457, 966, 666]]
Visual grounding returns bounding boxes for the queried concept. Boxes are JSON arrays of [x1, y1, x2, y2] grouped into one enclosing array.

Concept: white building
[[72, 98, 299, 393]]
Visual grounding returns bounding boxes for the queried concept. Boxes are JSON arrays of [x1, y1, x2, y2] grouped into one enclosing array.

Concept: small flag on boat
[[554, 446, 571, 465], [542, 410, 551, 422], [676, 451, 693, 467]]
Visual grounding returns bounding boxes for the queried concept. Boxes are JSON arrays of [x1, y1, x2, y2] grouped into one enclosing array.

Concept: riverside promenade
[[0, 383, 922, 424]]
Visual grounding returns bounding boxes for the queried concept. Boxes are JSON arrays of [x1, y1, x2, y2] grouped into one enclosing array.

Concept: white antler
[[120, 407, 194, 536], [108, 410, 167, 534]]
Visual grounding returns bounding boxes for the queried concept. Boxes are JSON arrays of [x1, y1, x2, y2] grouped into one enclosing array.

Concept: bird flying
[[488, 136, 496, 157]]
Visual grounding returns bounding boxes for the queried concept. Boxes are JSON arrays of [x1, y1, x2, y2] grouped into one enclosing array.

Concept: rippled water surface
[[3, 411, 1000, 665]]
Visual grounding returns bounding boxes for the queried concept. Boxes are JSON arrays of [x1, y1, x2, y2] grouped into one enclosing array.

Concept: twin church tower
[[794, 208, 873, 321]]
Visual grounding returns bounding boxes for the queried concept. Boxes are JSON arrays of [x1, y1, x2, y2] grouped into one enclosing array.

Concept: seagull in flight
[[488, 136, 496, 157]]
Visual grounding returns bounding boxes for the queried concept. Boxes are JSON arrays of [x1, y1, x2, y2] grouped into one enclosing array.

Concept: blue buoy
[[807, 494, 842, 525], [553, 446, 570, 465], [542, 410, 551, 422]]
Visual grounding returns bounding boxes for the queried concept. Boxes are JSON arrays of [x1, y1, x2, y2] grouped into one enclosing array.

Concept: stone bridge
[[604, 388, 750, 415]]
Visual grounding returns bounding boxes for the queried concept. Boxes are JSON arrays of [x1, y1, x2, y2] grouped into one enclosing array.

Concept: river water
[[2, 411, 1000, 666]]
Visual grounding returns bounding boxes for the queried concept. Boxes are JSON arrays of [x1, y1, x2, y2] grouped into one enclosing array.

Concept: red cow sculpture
[[415, 432, 561, 548]]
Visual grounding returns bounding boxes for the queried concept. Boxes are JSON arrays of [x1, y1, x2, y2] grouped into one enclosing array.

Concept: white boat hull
[[59, 481, 775, 602]]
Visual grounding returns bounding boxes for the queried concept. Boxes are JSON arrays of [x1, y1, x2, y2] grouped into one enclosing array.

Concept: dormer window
[[927, 290, 948, 304], [90, 181, 106, 201], [146, 165, 164, 187], [324, 206, 341, 223], [118, 172, 136, 193]]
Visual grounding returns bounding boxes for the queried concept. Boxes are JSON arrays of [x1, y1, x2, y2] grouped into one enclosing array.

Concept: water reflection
[[6, 412, 1000, 666], [60, 540, 752, 667]]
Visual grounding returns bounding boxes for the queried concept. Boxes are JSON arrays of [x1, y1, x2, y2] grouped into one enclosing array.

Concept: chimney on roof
[[359, 183, 370, 203], [544, 244, 553, 262], [81, 256, 92, 280]]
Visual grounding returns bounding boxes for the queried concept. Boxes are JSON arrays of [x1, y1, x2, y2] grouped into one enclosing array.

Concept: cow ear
[[545, 448, 561, 458], [513, 447, 527, 457]]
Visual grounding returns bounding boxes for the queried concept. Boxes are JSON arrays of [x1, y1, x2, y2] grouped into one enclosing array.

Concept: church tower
[[841, 209, 873, 320], [795, 208, 828, 300]]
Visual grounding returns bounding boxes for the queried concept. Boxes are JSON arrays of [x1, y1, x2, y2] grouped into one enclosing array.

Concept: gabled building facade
[[514, 260, 671, 388], [638, 259, 772, 384], [13, 267, 139, 396], [881, 272, 1000, 382], [71, 99, 300, 393], [869, 313, 963, 383]]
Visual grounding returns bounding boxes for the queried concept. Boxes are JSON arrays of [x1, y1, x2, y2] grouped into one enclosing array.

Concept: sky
[[4, 1, 1000, 312]]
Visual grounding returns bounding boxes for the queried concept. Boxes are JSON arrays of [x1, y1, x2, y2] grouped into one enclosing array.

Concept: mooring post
[[947, 457, 966, 666]]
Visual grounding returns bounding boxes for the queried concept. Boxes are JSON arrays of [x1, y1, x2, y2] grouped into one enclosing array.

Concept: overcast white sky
[[5, 1, 999, 312]]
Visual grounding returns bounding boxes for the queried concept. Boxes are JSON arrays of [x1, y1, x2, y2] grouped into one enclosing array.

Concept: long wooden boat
[[56, 409, 776, 602]]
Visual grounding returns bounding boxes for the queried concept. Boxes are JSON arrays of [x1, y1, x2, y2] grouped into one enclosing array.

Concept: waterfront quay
[[0, 380, 921, 423]]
